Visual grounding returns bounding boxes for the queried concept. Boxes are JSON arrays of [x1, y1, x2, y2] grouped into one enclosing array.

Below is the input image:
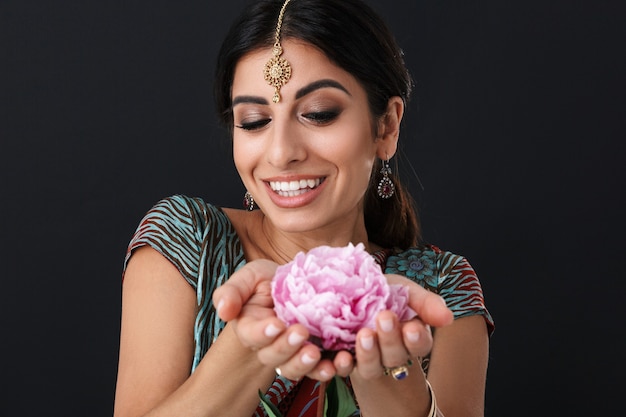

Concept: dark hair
[[214, 0, 420, 249]]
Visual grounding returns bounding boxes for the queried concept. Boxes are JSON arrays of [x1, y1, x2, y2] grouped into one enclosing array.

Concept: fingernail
[[320, 369, 332, 380], [216, 299, 224, 313], [301, 353, 316, 365], [380, 318, 394, 332], [406, 331, 420, 343], [361, 335, 374, 350], [264, 323, 282, 337], [288, 332, 306, 346]]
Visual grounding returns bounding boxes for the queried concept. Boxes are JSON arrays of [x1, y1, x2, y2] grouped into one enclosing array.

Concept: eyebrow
[[295, 79, 351, 99], [231, 79, 351, 107], [232, 95, 269, 106]]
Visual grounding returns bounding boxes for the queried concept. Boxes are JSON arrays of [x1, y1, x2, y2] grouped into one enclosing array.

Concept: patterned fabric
[[123, 194, 494, 416], [385, 246, 495, 334], [124, 195, 246, 370]]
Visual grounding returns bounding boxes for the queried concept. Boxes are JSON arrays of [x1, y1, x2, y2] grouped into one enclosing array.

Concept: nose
[[266, 120, 306, 168]]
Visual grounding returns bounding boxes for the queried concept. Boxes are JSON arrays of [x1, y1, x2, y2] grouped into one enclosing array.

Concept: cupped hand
[[213, 259, 284, 347], [212, 266, 453, 382], [212, 259, 328, 380], [330, 273, 453, 380]]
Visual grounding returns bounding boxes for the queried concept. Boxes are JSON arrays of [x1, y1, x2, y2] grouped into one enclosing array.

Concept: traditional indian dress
[[123, 195, 495, 416]]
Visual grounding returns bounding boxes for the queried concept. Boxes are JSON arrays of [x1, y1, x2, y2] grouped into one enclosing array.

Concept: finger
[[260, 338, 326, 380], [212, 259, 278, 321], [401, 318, 433, 359], [353, 328, 384, 379], [332, 350, 355, 378], [376, 311, 411, 369], [386, 274, 454, 327], [233, 314, 286, 350], [256, 324, 311, 367], [304, 358, 336, 382]]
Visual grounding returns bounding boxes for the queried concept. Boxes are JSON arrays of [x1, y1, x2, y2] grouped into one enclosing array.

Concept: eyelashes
[[236, 119, 271, 131], [235, 109, 341, 131], [303, 110, 340, 124]]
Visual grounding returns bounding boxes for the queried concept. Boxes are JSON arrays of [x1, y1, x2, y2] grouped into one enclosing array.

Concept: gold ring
[[383, 358, 414, 381]]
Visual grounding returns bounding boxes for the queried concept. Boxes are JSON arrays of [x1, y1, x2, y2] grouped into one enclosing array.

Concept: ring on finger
[[383, 358, 414, 381]]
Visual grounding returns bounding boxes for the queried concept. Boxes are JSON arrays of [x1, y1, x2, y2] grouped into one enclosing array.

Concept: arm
[[427, 315, 490, 417], [348, 253, 491, 417], [348, 314, 489, 417], [113, 247, 276, 417]]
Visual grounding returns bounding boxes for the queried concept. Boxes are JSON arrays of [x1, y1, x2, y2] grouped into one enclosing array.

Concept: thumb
[[212, 259, 278, 321], [387, 274, 453, 327]]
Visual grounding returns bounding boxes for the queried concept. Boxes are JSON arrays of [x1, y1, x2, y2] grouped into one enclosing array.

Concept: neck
[[256, 214, 373, 264]]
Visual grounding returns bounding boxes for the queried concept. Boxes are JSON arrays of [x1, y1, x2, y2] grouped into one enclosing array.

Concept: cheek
[[328, 130, 377, 171], [232, 136, 253, 177], [324, 138, 376, 193], [357, 159, 376, 191]]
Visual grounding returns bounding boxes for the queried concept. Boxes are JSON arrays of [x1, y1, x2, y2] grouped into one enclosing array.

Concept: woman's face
[[231, 40, 389, 236]]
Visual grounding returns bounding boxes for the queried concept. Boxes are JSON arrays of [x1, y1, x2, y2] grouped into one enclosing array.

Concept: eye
[[235, 118, 271, 131], [302, 109, 340, 125]]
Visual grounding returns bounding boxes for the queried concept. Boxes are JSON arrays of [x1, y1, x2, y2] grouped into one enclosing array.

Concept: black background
[[1, 0, 624, 416]]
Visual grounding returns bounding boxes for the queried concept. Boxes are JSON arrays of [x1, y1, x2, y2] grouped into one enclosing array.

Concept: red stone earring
[[377, 158, 395, 199]]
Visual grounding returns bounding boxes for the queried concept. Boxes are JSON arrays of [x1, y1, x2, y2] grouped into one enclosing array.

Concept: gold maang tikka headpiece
[[264, 0, 292, 103]]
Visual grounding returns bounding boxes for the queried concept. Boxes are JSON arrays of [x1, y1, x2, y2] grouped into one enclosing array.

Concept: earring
[[243, 191, 256, 211], [377, 158, 395, 199]]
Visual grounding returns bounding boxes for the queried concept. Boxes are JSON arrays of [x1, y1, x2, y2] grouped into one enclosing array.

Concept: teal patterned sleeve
[[123, 195, 210, 288], [385, 245, 494, 335], [122, 194, 246, 369]]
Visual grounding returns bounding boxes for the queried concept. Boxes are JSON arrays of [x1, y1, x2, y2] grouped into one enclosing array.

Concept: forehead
[[231, 39, 363, 98]]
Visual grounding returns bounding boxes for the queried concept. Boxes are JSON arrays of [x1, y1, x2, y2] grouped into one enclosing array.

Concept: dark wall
[[1, 1, 623, 415]]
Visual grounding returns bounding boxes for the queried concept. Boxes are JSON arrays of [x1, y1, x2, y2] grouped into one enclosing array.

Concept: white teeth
[[269, 178, 322, 195]]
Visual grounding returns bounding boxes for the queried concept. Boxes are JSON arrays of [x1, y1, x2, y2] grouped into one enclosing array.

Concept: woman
[[113, 0, 494, 416]]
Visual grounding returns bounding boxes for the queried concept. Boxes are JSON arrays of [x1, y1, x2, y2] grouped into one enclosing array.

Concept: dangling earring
[[377, 158, 395, 199], [243, 191, 256, 211]]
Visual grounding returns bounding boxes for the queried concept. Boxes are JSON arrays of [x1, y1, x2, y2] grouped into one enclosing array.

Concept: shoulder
[[384, 244, 461, 290], [385, 244, 495, 334], [148, 194, 227, 222], [137, 194, 236, 236], [124, 195, 241, 281]]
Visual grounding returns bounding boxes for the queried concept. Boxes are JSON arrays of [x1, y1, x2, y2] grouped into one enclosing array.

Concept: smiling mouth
[[268, 178, 325, 197]]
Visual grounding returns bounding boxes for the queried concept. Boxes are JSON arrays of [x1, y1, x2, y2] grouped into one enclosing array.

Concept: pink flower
[[271, 243, 415, 351]]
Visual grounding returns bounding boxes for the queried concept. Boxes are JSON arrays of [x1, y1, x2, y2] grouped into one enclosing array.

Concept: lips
[[268, 178, 324, 197]]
